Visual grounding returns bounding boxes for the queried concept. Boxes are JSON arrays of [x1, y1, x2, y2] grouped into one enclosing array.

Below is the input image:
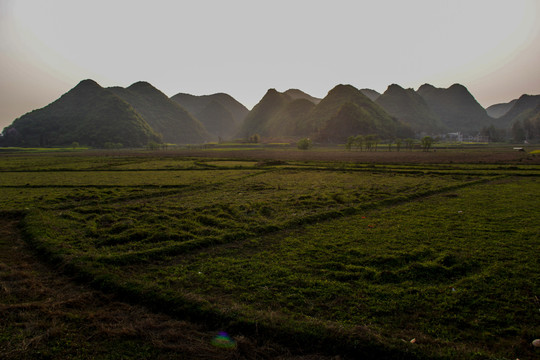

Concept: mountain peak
[[78, 79, 100, 87], [284, 88, 303, 93], [323, 85, 376, 105], [284, 89, 306, 98], [329, 84, 356, 93], [63, 79, 106, 101], [417, 83, 436, 92], [386, 84, 407, 94], [324, 84, 365, 101], [73, 79, 102, 92], [517, 94, 540, 101], [265, 88, 281, 96], [260, 88, 289, 103], [127, 81, 159, 93], [448, 83, 469, 94]]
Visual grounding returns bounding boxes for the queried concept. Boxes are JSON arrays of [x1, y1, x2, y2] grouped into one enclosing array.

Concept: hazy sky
[[1, 0, 539, 130]]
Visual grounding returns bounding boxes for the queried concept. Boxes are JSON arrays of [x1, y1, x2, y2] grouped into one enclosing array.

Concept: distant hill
[[170, 92, 249, 139], [235, 89, 323, 140], [524, 103, 540, 138], [235, 89, 293, 139], [0, 80, 161, 147], [238, 84, 413, 143], [376, 84, 446, 133], [524, 103, 540, 124], [265, 98, 316, 138], [194, 100, 236, 139], [416, 83, 493, 133], [109, 82, 211, 144], [299, 84, 413, 143], [506, 99, 540, 141], [360, 89, 381, 102], [497, 94, 540, 126], [283, 89, 321, 104], [486, 99, 518, 119]]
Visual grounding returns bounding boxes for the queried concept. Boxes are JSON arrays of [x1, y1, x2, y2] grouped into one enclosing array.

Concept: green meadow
[[1, 150, 539, 359]]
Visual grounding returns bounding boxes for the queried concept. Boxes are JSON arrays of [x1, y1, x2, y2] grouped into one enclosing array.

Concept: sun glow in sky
[[1, 0, 539, 129]]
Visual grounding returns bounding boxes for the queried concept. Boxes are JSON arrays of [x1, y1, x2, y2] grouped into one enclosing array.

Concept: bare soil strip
[[86, 148, 540, 164], [0, 217, 334, 359]]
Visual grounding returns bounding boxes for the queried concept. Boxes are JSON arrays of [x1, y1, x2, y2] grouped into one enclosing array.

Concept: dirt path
[[0, 217, 334, 359]]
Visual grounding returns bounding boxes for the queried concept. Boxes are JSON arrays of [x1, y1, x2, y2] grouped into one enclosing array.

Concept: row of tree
[[479, 117, 540, 143], [511, 117, 540, 142]]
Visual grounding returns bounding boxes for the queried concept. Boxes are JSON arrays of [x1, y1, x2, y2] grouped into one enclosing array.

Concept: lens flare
[[211, 331, 236, 349]]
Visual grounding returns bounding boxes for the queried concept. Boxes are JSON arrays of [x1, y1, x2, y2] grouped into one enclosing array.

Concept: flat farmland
[[1, 148, 539, 359]]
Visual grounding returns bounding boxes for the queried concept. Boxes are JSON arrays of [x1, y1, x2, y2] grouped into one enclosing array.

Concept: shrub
[[421, 136, 434, 152], [297, 138, 312, 150], [248, 134, 260, 143]]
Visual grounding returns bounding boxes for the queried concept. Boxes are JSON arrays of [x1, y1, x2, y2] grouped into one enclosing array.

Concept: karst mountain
[[2, 79, 539, 147], [486, 99, 518, 119], [497, 95, 540, 125], [108, 82, 211, 144], [171, 92, 249, 139], [416, 83, 493, 132], [0, 80, 162, 147], [376, 84, 446, 133]]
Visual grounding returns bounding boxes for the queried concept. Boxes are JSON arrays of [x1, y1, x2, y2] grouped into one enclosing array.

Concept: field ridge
[[1, 150, 539, 359], [95, 175, 501, 265]]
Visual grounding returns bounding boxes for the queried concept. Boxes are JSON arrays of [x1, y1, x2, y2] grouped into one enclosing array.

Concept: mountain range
[[236, 85, 413, 143], [1, 79, 539, 147], [297, 84, 412, 142], [108, 82, 211, 144]]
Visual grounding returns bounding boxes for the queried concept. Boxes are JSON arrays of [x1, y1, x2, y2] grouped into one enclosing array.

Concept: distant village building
[[446, 132, 463, 142], [442, 132, 488, 142]]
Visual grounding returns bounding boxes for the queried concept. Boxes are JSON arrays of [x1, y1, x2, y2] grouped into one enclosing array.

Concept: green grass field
[[1, 149, 539, 359]]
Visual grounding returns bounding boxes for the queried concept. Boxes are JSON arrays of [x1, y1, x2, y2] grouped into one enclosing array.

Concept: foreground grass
[[0, 217, 322, 360], [1, 150, 539, 359], [144, 177, 538, 358]]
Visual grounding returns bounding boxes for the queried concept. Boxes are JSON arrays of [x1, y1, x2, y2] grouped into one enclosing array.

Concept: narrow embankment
[[0, 215, 334, 360]]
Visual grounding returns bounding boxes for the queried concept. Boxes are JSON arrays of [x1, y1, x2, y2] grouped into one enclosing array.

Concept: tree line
[[479, 116, 540, 143], [511, 117, 540, 142]]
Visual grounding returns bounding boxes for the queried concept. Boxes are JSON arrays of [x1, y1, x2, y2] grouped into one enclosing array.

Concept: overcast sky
[[1, 0, 539, 130]]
